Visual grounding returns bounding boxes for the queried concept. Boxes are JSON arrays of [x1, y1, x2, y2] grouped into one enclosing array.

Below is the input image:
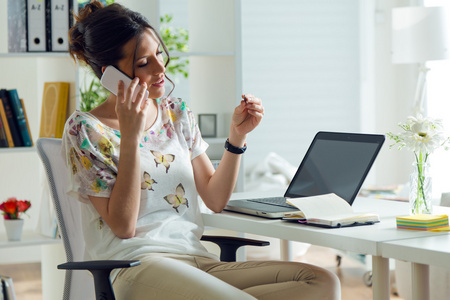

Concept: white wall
[[241, 0, 361, 184], [240, 0, 419, 188], [371, 0, 419, 186]]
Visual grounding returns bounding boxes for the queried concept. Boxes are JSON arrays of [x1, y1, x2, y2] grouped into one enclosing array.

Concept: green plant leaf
[[160, 14, 189, 79], [79, 75, 109, 112]]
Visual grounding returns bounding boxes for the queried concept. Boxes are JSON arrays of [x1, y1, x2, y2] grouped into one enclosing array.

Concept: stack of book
[[396, 214, 449, 231], [0, 89, 33, 148]]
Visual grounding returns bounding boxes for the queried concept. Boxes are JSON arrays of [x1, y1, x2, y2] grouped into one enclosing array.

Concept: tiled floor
[[4, 243, 404, 300]]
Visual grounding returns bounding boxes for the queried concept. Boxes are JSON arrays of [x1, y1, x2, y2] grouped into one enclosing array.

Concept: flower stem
[[414, 151, 429, 213]]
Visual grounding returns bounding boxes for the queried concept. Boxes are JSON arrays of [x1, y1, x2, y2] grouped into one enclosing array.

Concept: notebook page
[[287, 193, 353, 219]]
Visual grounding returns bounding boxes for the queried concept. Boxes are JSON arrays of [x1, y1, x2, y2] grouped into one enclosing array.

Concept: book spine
[[7, 89, 32, 147], [0, 112, 9, 147], [40, 82, 69, 138], [20, 99, 33, 146], [0, 90, 23, 147], [0, 100, 15, 147], [55, 83, 69, 138]]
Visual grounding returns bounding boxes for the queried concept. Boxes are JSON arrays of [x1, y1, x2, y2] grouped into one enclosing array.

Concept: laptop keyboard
[[247, 197, 295, 208]]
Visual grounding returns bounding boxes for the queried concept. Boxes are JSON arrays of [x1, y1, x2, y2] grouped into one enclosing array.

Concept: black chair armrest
[[201, 235, 270, 262], [58, 260, 141, 270], [58, 260, 140, 300]]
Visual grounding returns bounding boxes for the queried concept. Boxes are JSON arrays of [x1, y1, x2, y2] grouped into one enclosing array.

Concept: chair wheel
[[363, 271, 373, 287]]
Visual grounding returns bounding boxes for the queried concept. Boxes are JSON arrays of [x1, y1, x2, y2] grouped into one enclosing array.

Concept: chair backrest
[[36, 138, 95, 300]]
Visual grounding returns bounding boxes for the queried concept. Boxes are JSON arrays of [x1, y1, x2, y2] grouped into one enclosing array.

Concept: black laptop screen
[[284, 132, 384, 204]]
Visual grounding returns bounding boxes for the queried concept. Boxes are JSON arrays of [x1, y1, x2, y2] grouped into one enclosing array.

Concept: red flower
[[2, 200, 17, 214], [17, 200, 31, 212], [0, 197, 31, 219]]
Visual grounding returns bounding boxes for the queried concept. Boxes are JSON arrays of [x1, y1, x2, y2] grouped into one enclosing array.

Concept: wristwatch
[[224, 138, 247, 154]]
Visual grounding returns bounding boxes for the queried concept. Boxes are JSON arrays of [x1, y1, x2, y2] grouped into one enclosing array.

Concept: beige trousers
[[112, 253, 341, 300]]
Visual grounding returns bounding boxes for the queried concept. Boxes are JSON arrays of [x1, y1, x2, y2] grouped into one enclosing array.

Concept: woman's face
[[117, 28, 166, 100]]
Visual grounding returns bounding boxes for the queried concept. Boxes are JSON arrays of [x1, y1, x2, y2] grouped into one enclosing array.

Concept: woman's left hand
[[230, 94, 264, 138]]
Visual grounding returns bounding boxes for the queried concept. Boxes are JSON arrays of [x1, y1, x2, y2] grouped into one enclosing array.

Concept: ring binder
[[7, 0, 27, 52], [26, 0, 48, 52], [49, 0, 73, 51]]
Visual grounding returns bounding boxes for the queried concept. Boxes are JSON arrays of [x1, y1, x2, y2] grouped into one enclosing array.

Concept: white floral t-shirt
[[61, 97, 217, 271]]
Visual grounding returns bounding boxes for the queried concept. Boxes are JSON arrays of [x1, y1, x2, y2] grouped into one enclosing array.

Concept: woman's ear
[[101, 66, 107, 74]]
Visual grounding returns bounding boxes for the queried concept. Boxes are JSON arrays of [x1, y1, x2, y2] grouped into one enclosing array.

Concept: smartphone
[[100, 65, 149, 101]]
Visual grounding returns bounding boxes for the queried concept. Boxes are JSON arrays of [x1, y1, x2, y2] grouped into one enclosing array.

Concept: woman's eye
[[138, 62, 148, 68], [157, 51, 163, 56]]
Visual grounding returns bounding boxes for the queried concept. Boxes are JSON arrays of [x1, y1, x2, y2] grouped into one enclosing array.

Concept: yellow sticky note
[[430, 226, 450, 232]]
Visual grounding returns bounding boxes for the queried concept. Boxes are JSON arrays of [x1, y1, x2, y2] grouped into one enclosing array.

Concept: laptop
[[224, 131, 385, 218]]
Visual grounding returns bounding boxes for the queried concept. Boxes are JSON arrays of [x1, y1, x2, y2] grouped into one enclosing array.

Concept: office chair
[[36, 137, 269, 300]]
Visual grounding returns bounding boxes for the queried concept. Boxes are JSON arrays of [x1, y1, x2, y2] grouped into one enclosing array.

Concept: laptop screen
[[284, 132, 385, 205]]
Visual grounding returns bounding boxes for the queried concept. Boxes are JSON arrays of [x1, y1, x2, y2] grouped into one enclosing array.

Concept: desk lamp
[[391, 6, 450, 116]]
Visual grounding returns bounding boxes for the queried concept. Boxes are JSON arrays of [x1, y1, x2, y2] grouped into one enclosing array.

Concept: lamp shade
[[392, 6, 450, 64]]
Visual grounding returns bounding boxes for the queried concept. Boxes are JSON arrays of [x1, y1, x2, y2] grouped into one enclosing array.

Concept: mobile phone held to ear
[[100, 65, 149, 101]]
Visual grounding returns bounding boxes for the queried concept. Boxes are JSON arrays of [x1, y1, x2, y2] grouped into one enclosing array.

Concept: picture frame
[[198, 114, 217, 138]]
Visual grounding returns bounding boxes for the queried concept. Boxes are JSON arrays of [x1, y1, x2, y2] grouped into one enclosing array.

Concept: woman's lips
[[151, 78, 165, 87]]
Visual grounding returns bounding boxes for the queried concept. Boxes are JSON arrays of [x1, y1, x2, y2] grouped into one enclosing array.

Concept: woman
[[63, 1, 340, 299]]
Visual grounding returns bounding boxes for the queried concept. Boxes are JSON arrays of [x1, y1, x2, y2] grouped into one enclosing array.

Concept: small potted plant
[[1, 197, 31, 241]]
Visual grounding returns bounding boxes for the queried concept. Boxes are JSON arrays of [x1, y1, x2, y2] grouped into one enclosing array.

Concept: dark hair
[[69, 1, 174, 92]]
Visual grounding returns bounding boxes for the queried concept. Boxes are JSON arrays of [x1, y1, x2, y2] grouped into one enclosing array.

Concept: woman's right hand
[[115, 78, 150, 143], [91, 78, 150, 239]]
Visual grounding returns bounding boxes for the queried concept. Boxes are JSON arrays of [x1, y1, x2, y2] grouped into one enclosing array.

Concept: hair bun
[[83, 1, 104, 14], [75, 1, 104, 24]]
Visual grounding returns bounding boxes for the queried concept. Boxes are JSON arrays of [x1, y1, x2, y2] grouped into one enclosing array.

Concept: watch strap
[[224, 138, 247, 154]]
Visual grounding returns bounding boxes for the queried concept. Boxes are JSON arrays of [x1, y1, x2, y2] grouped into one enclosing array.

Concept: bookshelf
[[0, 146, 35, 154], [0, 1, 244, 298], [0, 1, 78, 261], [0, 230, 61, 249], [0, 52, 70, 58], [0, 0, 244, 251]]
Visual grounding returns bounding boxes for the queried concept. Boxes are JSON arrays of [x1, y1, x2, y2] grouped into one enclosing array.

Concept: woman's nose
[[153, 57, 165, 75]]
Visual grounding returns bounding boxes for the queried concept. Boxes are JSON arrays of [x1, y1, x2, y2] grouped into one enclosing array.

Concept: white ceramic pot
[[4, 219, 24, 241]]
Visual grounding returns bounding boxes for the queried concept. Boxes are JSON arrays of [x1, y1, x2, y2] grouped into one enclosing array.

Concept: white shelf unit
[[0, 0, 244, 251], [0, 230, 61, 249], [161, 0, 245, 191], [0, 1, 244, 298], [0, 1, 78, 266]]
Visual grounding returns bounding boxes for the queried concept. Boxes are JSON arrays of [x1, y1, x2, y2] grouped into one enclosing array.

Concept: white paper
[[287, 193, 354, 219]]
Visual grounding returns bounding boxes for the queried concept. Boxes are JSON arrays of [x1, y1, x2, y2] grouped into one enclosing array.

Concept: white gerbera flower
[[387, 114, 449, 157], [387, 114, 449, 215]]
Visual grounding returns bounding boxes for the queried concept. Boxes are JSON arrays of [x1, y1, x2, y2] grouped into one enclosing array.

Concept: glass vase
[[409, 162, 432, 214]]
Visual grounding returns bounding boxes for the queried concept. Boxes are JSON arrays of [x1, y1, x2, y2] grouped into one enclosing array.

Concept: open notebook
[[283, 193, 380, 228]]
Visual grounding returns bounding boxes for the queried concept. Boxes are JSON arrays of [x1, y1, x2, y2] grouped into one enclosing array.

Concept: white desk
[[382, 235, 450, 300], [202, 193, 450, 300]]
